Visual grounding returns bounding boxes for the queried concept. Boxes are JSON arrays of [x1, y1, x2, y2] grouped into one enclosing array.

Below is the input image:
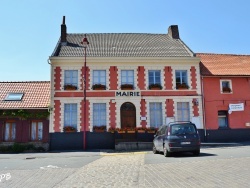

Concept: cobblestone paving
[[1, 152, 250, 188]]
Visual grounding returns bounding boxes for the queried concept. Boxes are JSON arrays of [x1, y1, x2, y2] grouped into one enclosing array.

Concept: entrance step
[[115, 142, 152, 151]]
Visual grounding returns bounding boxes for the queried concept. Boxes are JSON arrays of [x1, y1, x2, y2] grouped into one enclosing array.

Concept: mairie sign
[[116, 91, 140, 97]]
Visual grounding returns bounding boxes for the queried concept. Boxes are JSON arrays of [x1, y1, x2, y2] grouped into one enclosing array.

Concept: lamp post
[[81, 34, 89, 150]]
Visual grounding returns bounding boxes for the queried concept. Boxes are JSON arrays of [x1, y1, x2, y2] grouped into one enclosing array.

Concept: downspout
[[47, 58, 53, 146], [201, 75, 207, 142]]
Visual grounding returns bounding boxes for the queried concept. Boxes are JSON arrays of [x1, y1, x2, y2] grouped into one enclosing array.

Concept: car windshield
[[171, 124, 196, 135]]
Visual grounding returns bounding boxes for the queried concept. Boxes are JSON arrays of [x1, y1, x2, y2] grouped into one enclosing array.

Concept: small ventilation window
[[5, 93, 24, 101]]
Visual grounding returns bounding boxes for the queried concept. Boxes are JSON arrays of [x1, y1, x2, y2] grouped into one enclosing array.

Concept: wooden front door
[[120, 102, 136, 129]]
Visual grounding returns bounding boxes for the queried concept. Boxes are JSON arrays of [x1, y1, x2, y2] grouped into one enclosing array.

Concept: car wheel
[[153, 144, 159, 154], [193, 149, 200, 156], [163, 145, 171, 157]]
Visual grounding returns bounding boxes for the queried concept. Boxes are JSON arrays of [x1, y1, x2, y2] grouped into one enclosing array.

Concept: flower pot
[[127, 130, 136, 133], [147, 130, 156, 133], [150, 87, 161, 90], [94, 130, 105, 132], [117, 131, 126, 134], [64, 130, 76, 133], [137, 130, 145, 133]]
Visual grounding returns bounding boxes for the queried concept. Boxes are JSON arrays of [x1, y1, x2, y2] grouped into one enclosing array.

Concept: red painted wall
[[80, 100, 90, 131], [137, 66, 145, 90], [54, 67, 61, 90], [109, 100, 116, 128], [203, 77, 250, 130], [54, 100, 61, 132], [190, 66, 197, 89], [140, 99, 147, 127], [109, 66, 118, 90], [166, 99, 174, 117], [164, 66, 173, 89]]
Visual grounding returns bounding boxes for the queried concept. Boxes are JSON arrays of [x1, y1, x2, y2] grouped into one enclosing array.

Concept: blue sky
[[1, 0, 249, 81]]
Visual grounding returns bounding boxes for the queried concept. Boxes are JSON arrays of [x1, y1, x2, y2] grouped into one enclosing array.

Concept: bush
[[12, 143, 25, 153]]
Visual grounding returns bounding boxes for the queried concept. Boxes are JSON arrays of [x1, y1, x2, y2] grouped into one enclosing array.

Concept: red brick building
[[0, 82, 50, 150], [198, 53, 250, 142], [49, 17, 203, 150]]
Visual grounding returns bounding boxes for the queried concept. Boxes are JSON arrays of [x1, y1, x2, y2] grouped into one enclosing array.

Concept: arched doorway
[[120, 102, 136, 129]]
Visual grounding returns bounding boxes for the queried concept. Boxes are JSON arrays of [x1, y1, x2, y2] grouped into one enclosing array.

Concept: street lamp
[[81, 34, 89, 150]]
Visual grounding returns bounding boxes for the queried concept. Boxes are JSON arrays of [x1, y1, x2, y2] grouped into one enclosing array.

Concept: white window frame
[[220, 79, 232, 94], [92, 70, 106, 86]]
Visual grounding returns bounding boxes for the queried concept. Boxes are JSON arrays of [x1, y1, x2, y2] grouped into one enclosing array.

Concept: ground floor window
[[4, 121, 16, 141], [64, 103, 77, 130], [177, 102, 190, 121], [93, 103, 106, 130], [218, 110, 228, 128], [31, 121, 43, 141], [149, 102, 162, 128]]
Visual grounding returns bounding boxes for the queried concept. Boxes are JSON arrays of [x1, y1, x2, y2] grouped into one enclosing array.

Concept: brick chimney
[[168, 25, 180, 39], [61, 16, 67, 45]]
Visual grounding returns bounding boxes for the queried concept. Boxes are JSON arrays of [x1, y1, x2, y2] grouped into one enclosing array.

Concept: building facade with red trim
[[198, 53, 250, 142], [49, 17, 203, 150]]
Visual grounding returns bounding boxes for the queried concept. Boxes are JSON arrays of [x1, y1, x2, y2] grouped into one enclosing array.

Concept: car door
[[154, 126, 162, 150], [155, 126, 167, 152]]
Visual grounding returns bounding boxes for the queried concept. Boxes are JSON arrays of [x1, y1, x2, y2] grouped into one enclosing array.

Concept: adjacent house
[[198, 53, 250, 142], [0, 81, 50, 150], [49, 17, 203, 150]]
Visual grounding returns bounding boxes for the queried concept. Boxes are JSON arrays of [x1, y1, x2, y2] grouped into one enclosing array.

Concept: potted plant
[[121, 84, 134, 90], [64, 84, 78, 90], [149, 83, 162, 90], [93, 125, 106, 132], [136, 127, 147, 133], [63, 126, 76, 132], [92, 84, 106, 90], [176, 83, 189, 89], [222, 87, 231, 93], [125, 127, 136, 133], [147, 127, 158, 133], [108, 127, 116, 133], [115, 128, 126, 133]]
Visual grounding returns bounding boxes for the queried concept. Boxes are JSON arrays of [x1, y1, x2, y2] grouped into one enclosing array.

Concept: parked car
[[153, 122, 200, 157]]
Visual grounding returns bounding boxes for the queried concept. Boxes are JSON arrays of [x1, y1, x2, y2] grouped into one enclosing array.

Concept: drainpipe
[[201, 75, 207, 142]]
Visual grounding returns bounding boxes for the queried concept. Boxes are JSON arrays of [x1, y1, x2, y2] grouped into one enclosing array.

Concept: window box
[[147, 127, 157, 133], [93, 125, 106, 132], [64, 84, 77, 90], [121, 84, 134, 90], [176, 83, 189, 89], [222, 87, 231, 93], [108, 127, 116, 133], [149, 84, 162, 90], [92, 84, 106, 90], [136, 127, 147, 133], [63, 126, 76, 133]]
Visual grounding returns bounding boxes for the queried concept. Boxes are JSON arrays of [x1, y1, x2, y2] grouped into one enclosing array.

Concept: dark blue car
[[153, 122, 200, 157]]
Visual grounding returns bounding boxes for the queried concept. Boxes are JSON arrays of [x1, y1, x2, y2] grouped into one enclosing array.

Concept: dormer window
[[5, 93, 24, 101]]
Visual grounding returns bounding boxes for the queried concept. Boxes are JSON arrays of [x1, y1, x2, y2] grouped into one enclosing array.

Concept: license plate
[[181, 142, 190, 145]]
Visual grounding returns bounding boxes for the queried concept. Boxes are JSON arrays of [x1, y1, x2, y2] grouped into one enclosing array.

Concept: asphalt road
[[0, 143, 250, 187]]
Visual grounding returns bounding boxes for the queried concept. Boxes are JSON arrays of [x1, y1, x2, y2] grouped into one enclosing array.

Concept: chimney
[[61, 16, 67, 45], [168, 25, 180, 39]]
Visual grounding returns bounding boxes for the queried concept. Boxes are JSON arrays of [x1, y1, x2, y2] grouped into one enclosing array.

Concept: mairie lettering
[[116, 91, 140, 97]]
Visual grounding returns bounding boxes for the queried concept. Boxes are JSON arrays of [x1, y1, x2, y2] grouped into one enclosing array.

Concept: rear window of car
[[170, 124, 196, 135]]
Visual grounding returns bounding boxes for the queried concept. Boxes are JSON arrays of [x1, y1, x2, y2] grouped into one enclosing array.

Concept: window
[[64, 104, 77, 129], [121, 70, 134, 85], [218, 111, 228, 128], [175, 70, 188, 89], [221, 80, 232, 93], [31, 121, 43, 141], [93, 103, 106, 126], [149, 102, 162, 128], [149, 70, 161, 85], [64, 70, 78, 87], [4, 121, 16, 141], [177, 102, 190, 121], [93, 70, 106, 85], [5, 93, 24, 101]]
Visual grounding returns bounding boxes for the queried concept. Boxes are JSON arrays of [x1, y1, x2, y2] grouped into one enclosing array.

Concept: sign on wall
[[229, 103, 244, 112]]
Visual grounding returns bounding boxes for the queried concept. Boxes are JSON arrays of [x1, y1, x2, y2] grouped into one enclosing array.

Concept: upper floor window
[[176, 70, 188, 89], [64, 70, 78, 90], [121, 70, 134, 89], [148, 70, 162, 89], [220, 80, 232, 93], [31, 121, 43, 141], [92, 70, 106, 90], [4, 93, 24, 101], [4, 121, 16, 141], [64, 104, 77, 130]]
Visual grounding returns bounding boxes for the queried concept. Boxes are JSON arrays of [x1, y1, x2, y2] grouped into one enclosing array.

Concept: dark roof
[[197, 53, 250, 76], [52, 33, 194, 57], [0, 81, 50, 109]]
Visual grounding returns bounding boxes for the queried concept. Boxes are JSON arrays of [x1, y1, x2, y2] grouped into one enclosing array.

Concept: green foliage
[[0, 143, 46, 153], [12, 143, 25, 153], [0, 110, 49, 119]]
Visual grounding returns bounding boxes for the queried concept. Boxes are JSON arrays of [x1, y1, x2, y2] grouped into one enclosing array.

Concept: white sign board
[[229, 103, 244, 111]]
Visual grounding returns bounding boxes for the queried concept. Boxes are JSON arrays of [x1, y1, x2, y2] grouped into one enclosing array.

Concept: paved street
[[1, 143, 250, 188]]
